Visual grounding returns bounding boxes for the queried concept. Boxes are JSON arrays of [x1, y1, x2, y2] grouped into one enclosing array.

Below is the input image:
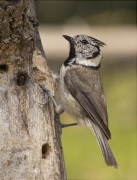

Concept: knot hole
[[42, 143, 51, 159]]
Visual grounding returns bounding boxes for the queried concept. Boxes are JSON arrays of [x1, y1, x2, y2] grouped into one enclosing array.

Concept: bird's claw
[[39, 84, 77, 138], [54, 113, 77, 139]]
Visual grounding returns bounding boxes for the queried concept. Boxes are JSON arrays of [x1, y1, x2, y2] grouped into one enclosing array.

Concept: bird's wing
[[64, 66, 111, 139]]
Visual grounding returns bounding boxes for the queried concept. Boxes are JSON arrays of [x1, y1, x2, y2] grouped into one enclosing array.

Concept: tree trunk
[[0, 0, 66, 179]]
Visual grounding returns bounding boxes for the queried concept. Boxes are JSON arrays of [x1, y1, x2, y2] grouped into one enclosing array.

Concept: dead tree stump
[[0, 0, 67, 179]]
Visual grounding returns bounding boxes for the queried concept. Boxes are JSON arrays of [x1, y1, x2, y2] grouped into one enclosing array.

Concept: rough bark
[[0, 0, 66, 179]]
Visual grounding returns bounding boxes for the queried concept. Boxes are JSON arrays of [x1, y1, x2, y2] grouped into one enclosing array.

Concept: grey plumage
[[59, 34, 118, 168]]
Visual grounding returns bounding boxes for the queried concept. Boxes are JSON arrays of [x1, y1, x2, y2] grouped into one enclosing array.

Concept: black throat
[[64, 43, 76, 66]]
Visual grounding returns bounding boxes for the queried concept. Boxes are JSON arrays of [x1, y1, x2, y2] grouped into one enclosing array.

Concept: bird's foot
[[55, 113, 77, 138], [39, 84, 58, 107], [39, 84, 77, 138]]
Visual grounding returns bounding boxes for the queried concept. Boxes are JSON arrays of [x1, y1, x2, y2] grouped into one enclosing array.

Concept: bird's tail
[[87, 120, 118, 168]]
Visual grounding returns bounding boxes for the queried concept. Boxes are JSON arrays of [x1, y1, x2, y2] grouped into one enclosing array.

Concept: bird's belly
[[59, 79, 83, 121]]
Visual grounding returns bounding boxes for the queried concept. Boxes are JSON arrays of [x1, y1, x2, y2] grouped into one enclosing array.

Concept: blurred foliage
[[59, 63, 136, 180], [35, 1, 136, 25]]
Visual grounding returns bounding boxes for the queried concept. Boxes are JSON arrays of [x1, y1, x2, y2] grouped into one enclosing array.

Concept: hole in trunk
[[17, 73, 27, 86], [0, 64, 8, 72], [42, 143, 51, 159]]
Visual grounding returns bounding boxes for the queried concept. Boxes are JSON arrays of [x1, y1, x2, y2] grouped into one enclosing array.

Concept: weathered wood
[[0, 0, 66, 179]]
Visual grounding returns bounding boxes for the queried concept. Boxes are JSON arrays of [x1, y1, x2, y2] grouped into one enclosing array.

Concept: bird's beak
[[63, 35, 73, 42]]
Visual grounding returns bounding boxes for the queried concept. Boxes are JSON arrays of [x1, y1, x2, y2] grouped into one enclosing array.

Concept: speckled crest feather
[[74, 34, 106, 47]]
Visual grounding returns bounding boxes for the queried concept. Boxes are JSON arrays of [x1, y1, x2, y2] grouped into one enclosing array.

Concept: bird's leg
[[39, 85, 77, 137]]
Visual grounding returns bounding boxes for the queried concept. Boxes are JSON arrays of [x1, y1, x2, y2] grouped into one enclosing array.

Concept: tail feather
[[87, 120, 118, 168]]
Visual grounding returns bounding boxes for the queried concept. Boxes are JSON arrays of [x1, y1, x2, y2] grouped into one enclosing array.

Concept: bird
[[58, 34, 118, 168]]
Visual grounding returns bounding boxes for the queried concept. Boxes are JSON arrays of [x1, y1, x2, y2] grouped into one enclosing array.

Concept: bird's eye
[[81, 39, 88, 45]]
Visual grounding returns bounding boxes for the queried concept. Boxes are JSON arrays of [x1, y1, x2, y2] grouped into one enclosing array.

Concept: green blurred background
[[35, 1, 136, 180]]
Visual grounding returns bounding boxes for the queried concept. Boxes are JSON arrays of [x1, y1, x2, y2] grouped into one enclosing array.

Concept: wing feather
[[64, 67, 111, 139]]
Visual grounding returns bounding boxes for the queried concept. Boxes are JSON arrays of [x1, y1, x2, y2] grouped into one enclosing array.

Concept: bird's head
[[63, 34, 106, 67]]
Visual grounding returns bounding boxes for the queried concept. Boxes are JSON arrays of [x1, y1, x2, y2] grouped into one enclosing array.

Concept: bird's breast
[[59, 65, 83, 121]]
